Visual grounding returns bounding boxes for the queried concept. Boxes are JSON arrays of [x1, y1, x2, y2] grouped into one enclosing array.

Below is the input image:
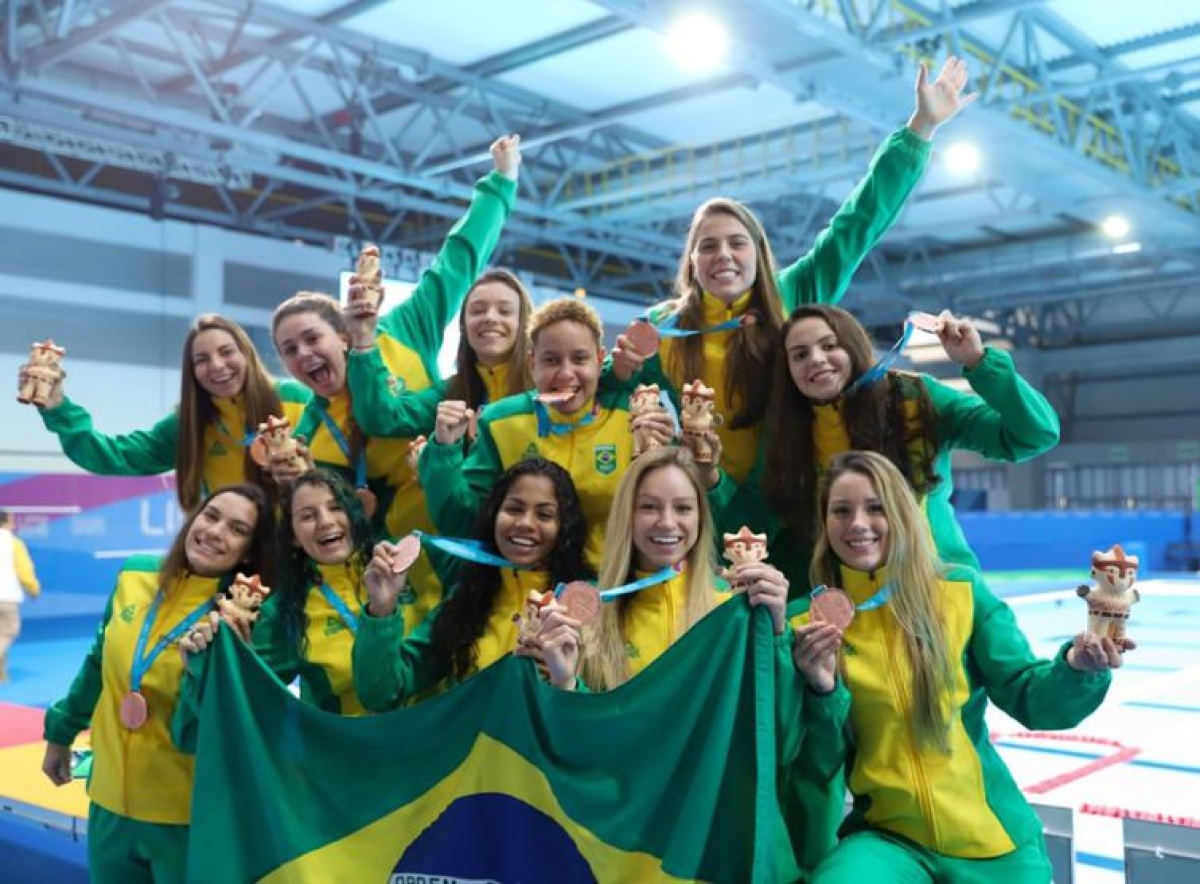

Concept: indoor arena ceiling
[[3, 0, 1200, 378]]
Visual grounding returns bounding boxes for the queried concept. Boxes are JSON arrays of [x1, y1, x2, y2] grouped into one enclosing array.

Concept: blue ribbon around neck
[[315, 406, 368, 488], [643, 311, 746, 339], [413, 530, 531, 570], [840, 314, 923, 397], [316, 583, 360, 634], [599, 565, 679, 602], [129, 593, 215, 692], [812, 582, 892, 613], [534, 400, 598, 438]]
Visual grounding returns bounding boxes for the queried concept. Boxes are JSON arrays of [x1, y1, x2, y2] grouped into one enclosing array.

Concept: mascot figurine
[[1076, 544, 1140, 651]]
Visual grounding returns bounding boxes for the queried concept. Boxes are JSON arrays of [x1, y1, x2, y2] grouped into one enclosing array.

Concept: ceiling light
[[665, 12, 729, 72], [1101, 214, 1131, 239], [943, 141, 981, 176]]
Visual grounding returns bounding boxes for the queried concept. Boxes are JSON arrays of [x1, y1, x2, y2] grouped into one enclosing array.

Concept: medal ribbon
[[599, 565, 680, 602], [534, 400, 598, 438], [129, 593, 215, 692], [317, 583, 361, 634], [642, 312, 749, 338], [842, 312, 934, 397], [812, 582, 892, 612], [315, 406, 368, 489], [413, 530, 531, 570]]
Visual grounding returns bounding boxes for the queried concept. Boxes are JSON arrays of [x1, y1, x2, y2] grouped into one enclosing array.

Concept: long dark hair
[[445, 269, 533, 409], [275, 469, 375, 655], [670, 198, 786, 429], [428, 458, 591, 681], [161, 483, 276, 590], [762, 304, 940, 546], [176, 315, 284, 511]]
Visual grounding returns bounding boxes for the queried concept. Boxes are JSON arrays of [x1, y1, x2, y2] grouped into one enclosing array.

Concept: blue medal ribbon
[[812, 582, 892, 612], [129, 592, 216, 693], [412, 530, 531, 570], [599, 565, 679, 602], [214, 418, 254, 448], [841, 314, 922, 397], [317, 583, 360, 634], [642, 311, 746, 339], [315, 406, 368, 489], [534, 400, 598, 438]]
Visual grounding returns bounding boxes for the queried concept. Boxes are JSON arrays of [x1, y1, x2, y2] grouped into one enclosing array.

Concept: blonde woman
[[798, 451, 1118, 883]]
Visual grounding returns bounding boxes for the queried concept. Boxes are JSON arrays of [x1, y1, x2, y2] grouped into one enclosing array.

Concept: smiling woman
[[39, 483, 276, 883], [30, 313, 310, 511], [353, 457, 592, 709]]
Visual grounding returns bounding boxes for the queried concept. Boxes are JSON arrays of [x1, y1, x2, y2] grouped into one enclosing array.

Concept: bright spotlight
[[665, 12, 729, 72], [1102, 214, 1131, 239], [943, 141, 981, 175]]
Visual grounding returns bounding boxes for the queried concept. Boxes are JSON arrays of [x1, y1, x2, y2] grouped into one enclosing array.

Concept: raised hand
[[1067, 633, 1125, 672], [792, 621, 842, 694], [518, 601, 582, 690], [735, 562, 789, 635], [491, 134, 522, 181], [434, 400, 475, 446], [936, 311, 985, 370], [363, 540, 412, 618], [909, 55, 977, 140]]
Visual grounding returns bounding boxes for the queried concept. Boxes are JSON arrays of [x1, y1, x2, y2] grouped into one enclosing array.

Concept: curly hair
[[274, 469, 375, 656], [428, 457, 591, 681], [762, 304, 941, 546]]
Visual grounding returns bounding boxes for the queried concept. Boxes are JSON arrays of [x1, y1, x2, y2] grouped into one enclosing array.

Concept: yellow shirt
[[473, 568, 550, 672], [90, 568, 218, 824], [662, 290, 760, 483], [621, 570, 731, 677]]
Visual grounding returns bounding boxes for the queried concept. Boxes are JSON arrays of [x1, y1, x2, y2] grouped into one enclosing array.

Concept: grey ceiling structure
[[3, 0, 1200, 392]]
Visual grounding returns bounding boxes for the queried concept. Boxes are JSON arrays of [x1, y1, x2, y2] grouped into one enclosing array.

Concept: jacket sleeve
[[377, 171, 518, 375], [776, 127, 930, 311], [418, 421, 501, 538], [39, 397, 178, 476], [352, 603, 447, 711], [347, 347, 443, 437], [13, 536, 39, 597], [967, 569, 1111, 729], [43, 595, 115, 746], [926, 347, 1060, 463]]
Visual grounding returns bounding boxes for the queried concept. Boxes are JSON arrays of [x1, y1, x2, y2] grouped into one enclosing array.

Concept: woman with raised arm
[[28, 314, 309, 510]]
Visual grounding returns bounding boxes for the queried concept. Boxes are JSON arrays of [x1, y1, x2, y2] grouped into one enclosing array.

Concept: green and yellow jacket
[[711, 347, 1060, 595], [39, 380, 310, 495], [418, 389, 634, 568], [354, 567, 551, 711], [795, 564, 1110, 859], [615, 126, 932, 484], [43, 555, 222, 825]]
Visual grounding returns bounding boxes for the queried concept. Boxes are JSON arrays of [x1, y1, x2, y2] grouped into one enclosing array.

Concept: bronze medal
[[356, 487, 377, 519], [120, 690, 148, 730], [391, 534, 422, 574], [559, 581, 601, 626], [810, 587, 855, 631]]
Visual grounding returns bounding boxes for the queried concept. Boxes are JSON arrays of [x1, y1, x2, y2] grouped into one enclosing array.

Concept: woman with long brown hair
[[40, 483, 276, 882], [29, 313, 309, 511], [610, 58, 975, 485]]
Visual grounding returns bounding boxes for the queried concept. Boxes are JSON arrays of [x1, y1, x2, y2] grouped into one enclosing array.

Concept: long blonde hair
[[582, 446, 718, 690], [810, 450, 954, 752]]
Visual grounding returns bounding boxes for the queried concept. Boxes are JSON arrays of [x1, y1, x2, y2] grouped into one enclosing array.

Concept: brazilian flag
[[187, 600, 800, 882]]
